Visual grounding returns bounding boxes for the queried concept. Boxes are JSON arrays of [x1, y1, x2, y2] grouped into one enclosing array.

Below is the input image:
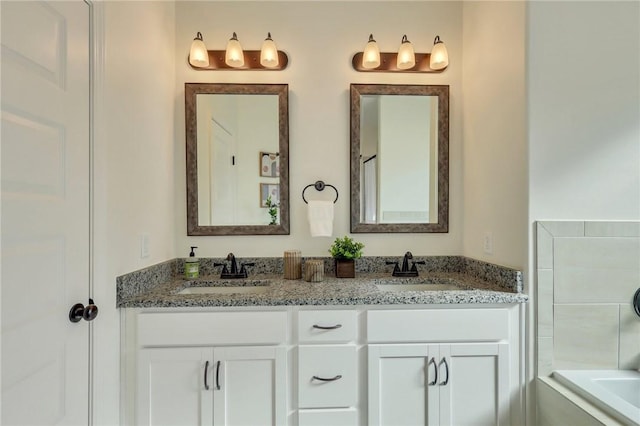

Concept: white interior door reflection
[[210, 119, 236, 225], [196, 93, 279, 226]]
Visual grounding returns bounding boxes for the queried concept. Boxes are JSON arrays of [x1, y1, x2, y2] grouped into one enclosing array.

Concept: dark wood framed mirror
[[185, 83, 289, 235], [350, 84, 449, 233]]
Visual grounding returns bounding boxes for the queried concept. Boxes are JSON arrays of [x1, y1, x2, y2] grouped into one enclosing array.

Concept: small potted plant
[[265, 195, 278, 225], [329, 236, 365, 278]]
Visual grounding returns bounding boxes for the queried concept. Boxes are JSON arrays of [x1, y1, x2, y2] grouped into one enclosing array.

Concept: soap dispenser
[[185, 246, 199, 279]]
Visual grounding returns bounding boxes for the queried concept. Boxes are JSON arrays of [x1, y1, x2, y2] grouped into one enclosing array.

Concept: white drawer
[[137, 311, 287, 346], [298, 408, 358, 426], [298, 310, 356, 343], [367, 308, 510, 342], [298, 345, 357, 408]]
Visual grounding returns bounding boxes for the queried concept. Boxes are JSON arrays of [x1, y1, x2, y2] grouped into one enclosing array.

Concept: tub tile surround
[[116, 255, 524, 307], [535, 221, 640, 375]]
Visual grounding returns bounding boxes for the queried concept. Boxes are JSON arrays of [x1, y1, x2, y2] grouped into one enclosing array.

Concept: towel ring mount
[[302, 180, 338, 204]]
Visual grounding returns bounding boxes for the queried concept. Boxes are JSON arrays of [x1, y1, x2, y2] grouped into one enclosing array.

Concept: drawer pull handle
[[312, 324, 342, 330], [312, 375, 342, 382], [215, 361, 221, 390], [439, 357, 449, 386], [428, 357, 438, 385], [204, 361, 210, 390]]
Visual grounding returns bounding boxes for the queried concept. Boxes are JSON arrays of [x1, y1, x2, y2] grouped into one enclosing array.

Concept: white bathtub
[[553, 370, 640, 425]]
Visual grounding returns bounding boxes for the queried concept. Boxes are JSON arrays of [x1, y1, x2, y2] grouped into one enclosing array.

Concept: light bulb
[[396, 35, 415, 70], [189, 32, 209, 67], [260, 32, 279, 68], [429, 36, 449, 70], [362, 34, 380, 69], [225, 32, 244, 68]]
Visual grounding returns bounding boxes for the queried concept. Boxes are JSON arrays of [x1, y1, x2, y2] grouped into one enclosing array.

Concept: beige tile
[[536, 223, 554, 269], [554, 237, 640, 303], [554, 304, 619, 369], [619, 304, 640, 370], [537, 337, 553, 377], [537, 378, 621, 426], [539, 221, 584, 237], [585, 221, 640, 237], [537, 269, 553, 337]]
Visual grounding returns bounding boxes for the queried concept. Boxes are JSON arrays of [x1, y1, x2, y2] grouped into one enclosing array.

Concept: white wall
[[93, 2, 176, 424], [461, 1, 527, 271], [236, 96, 280, 224], [528, 1, 640, 222], [527, 2, 640, 424], [175, 1, 464, 258], [378, 96, 431, 222], [104, 1, 177, 273]]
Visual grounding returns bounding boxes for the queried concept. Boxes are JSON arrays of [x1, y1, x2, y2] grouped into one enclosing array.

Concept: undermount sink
[[376, 283, 462, 292], [177, 280, 270, 295]]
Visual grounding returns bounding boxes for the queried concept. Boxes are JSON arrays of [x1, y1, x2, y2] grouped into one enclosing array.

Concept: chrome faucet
[[386, 251, 425, 277], [214, 253, 254, 279]]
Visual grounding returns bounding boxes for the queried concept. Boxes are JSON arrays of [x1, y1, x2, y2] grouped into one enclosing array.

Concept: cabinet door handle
[[439, 357, 449, 386], [312, 324, 342, 330], [204, 361, 210, 390], [215, 361, 221, 390], [428, 357, 438, 386], [312, 375, 342, 382]]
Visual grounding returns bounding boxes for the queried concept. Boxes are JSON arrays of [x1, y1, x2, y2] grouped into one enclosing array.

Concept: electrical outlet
[[140, 234, 150, 259], [483, 232, 493, 255]]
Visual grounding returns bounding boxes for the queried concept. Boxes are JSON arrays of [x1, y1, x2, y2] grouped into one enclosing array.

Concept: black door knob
[[69, 299, 99, 323], [83, 299, 98, 321]]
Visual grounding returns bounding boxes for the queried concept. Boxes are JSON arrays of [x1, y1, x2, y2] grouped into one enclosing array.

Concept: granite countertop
[[117, 268, 528, 308]]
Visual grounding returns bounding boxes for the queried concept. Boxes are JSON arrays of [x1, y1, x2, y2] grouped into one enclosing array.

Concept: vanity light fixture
[[260, 32, 279, 68], [429, 36, 449, 70], [188, 31, 289, 71], [352, 34, 449, 73], [225, 32, 244, 67], [396, 35, 415, 70], [189, 32, 209, 67], [362, 34, 381, 69]]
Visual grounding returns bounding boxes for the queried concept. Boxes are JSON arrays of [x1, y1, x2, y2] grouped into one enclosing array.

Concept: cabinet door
[[137, 347, 213, 426], [368, 344, 440, 426], [213, 346, 286, 426], [438, 343, 509, 426]]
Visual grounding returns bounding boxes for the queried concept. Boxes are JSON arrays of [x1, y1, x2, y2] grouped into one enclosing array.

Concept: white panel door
[[213, 346, 286, 426], [1, 1, 91, 425], [137, 347, 214, 426], [368, 344, 440, 426], [210, 119, 236, 225], [439, 343, 510, 426]]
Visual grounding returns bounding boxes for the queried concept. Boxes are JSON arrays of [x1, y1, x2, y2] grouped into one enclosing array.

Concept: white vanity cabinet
[[123, 304, 523, 426], [366, 307, 521, 426], [129, 310, 288, 426]]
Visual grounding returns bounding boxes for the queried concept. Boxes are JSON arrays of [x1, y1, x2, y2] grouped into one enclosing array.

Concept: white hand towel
[[307, 200, 334, 237]]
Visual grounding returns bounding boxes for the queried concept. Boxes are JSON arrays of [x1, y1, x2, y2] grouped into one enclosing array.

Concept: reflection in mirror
[[186, 84, 289, 235], [350, 84, 449, 233]]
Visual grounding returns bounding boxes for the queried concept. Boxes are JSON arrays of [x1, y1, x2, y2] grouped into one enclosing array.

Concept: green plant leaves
[[329, 236, 365, 259]]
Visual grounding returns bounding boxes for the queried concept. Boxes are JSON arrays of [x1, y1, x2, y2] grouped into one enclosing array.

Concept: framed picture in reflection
[[260, 152, 279, 177], [260, 183, 279, 207]]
